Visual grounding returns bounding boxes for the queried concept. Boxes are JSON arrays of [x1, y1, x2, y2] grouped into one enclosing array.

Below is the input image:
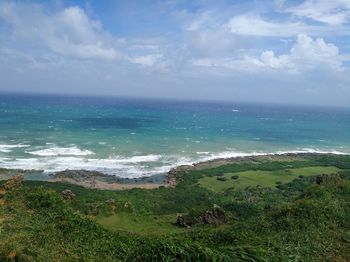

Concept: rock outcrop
[[176, 205, 227, 227], [61, 189, 76, 200], [3, 175, 23, 190], [176, 214, 190, 228]]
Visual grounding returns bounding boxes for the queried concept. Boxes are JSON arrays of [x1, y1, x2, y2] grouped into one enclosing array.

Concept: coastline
[[1, 152, 346, 190]]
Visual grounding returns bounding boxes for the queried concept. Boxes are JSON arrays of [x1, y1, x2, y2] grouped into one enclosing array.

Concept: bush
[[217, 176, 227, 182], [25, 188, 64, 210], [232, 175, 239, 180]]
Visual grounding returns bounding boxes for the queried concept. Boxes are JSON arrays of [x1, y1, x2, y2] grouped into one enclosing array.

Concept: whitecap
[[27, 146, 94, 156], [198, 148, 349, 163], [0, 148, 349, 179], [113, 154, 163, 163], [0, 144, 30, 153]]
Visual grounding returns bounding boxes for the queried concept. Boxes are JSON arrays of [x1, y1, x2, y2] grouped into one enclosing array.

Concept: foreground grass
[[95, 213, 184, 235], [0, 154, 350, 261]]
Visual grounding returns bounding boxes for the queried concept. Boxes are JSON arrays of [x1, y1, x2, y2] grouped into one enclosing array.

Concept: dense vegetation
[[1, 154, 350, 261]]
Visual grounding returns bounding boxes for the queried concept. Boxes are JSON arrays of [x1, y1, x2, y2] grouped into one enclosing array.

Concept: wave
[[199, 148, 349, 162], [0, 153, 169, 178], [0, 148, 349, 178], [0, 144, 30, 153], [196, 151, 210, 155], [27, 146, 94, 156], [113, 154, 163, 163]]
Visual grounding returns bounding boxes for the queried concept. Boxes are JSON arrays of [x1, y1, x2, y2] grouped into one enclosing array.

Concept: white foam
[[199, 148, 349, 163], [27, 146, 94, 156], [0, 148, 348, 178], [0, 153, 166, 178], [232, 109, 240, 112], [106, 154, 163, 164], [0, 144, 30, 153], [197, 151, 210, 155]]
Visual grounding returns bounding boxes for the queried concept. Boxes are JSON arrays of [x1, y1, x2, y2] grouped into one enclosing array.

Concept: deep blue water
[[0, 94, 349, 177]]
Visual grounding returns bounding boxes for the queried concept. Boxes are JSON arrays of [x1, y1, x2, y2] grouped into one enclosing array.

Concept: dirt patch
[[51, 177, 163, 190]]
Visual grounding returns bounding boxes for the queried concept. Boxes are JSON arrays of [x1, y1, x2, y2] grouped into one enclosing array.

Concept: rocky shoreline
[[0, 152, 342, 190]]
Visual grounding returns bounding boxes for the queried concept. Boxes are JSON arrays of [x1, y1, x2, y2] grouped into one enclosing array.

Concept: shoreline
[[0, 152, 347, 190]]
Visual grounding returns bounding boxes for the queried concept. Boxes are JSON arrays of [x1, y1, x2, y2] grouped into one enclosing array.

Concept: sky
[[0, 0, 349, 107]]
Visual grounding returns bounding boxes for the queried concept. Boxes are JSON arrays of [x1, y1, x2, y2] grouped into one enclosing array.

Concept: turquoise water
[[0, 94, 349, 178]]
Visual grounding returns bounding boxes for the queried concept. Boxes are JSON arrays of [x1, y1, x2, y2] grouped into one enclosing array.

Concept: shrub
[[217, 176, 227, 182], [25, 188, 64, 210], [232, 175, 239, 180]]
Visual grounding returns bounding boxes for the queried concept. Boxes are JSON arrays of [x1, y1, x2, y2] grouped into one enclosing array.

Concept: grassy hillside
[[1, 154, 350, 261]]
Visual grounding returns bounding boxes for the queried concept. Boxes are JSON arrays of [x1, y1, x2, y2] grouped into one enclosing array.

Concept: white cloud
[[0, 3, 119, 60], [260, 51, 292, 69], [0, 1, 349, 107], [129, 54, 163, 66], [192, 34, 345, 73], [191, 56, 265, 72], [226, 14, 350, 37], [227, 15, 312, 37], [287, 0, 350, 25], [255, 34, 345, 72], [288, 34, 344, 71]]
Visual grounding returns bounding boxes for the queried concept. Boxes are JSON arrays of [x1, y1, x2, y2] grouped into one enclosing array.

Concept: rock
[[176, 214, 190, 228], [207, 205, 227, 224], [61, 189, 76, 200], [177, 205, 227, 228], [3, 175, 23, 190], [316, 175, 325, 185], [54, 170, 110, 182], [166, 168, 178, 187], [203, 211, 215, 224]]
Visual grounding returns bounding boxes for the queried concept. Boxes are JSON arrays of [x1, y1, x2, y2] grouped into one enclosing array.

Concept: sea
[[0, 93, 349, 178]]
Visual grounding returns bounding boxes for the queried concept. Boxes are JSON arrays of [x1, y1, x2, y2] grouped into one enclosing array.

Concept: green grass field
[[198, 166, 340, 192]]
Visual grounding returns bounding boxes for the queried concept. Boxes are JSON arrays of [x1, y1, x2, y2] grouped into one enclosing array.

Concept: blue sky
[[0, 0, 349, 107]]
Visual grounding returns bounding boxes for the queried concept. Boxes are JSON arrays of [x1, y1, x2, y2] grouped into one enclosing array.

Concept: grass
[[1, 154, 350, 260], [95, 213, 185, 235], [198, 166, 340, 192]]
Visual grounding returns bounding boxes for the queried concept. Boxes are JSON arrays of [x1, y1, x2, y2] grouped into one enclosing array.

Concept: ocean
[[0, 94, 349, 178]]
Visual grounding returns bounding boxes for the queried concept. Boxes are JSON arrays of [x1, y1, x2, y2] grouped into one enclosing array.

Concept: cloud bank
[[0, 0, 349, 107]]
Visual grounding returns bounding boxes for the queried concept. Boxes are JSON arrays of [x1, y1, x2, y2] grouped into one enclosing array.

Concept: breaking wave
[[0, 147, 348, 178]]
